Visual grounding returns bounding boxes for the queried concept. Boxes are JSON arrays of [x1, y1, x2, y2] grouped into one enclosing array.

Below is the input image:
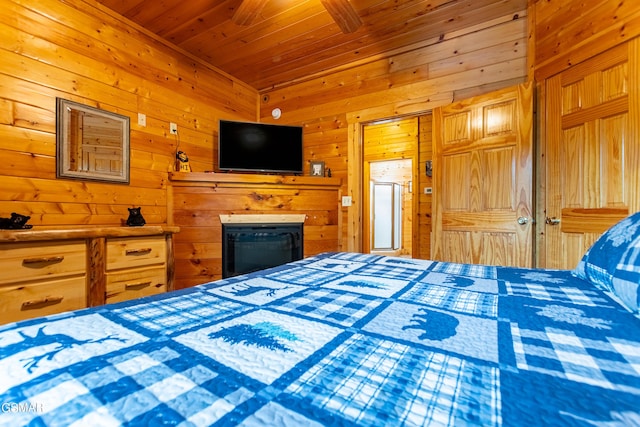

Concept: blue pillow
[[573, 212, 640, 315]]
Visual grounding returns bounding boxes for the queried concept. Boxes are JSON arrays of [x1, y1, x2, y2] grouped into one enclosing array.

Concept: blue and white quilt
[[1, 252, 639, 426]]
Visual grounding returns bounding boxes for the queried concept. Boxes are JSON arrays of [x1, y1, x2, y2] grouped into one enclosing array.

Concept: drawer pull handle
[[23, 256, 65, 265], [125, 281, 152, 290], [125, 248, 152, 256], [21, 295, 64, 310]]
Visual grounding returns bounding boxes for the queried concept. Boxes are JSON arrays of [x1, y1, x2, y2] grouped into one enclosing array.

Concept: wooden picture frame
[[310, 160, 325, 177], [56, 98, 130, 183]]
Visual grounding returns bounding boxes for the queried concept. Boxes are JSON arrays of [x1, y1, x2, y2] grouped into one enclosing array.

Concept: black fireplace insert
[[222, 223, 303, 278]]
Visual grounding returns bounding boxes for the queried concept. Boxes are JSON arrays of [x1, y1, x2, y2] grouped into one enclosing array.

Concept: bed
[[1, 215, 640, 426]]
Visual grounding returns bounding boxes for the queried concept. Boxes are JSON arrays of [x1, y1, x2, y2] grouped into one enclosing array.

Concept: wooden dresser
[[0, 226, 179, 324]]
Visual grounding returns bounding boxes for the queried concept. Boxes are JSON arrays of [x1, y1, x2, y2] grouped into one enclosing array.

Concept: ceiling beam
[[231, 0, 270, 26], [321, 0, 363, 34]]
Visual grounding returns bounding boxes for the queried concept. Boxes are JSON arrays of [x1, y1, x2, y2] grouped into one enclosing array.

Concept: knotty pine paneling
[[11, 0, 632, 272], [534, 0, 640, 80], [0, 0, 257, 228], [170, 174, 341, 288], [533, 0, 640, 266], [258, 11, 528, 257], [417, 115, 433, 260]]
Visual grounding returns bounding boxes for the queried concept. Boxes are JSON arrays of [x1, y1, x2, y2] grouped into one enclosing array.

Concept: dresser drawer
[[0, 276, 87, 324], [107, 236, 166, 271], [0, 241, 86, 285], [106, 265, 167, 304]]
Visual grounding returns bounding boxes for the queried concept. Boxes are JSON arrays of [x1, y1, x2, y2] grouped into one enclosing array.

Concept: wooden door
[[544, 40, 640, 269], [433, 82, 534, 267], [362, 118, 419, 255]]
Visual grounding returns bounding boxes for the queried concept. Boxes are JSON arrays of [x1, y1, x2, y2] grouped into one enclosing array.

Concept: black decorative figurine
[[126, 207, 146, 227], [0, 212, 33, 229]]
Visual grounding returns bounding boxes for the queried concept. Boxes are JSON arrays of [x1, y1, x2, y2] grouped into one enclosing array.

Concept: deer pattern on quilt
[[0, 326, 127, 373], [221, 283, 292, 298]]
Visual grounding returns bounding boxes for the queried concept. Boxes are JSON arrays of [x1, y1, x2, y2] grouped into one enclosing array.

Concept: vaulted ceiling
[[95, 0, 527, 91]]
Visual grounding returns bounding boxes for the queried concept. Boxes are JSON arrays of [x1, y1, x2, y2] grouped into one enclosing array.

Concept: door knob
[[517, 217, 529, 225], [545, 216, 560, 225]]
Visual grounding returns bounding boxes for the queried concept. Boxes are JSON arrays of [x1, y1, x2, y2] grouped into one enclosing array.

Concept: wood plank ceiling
[[95, 0, 527, 91]]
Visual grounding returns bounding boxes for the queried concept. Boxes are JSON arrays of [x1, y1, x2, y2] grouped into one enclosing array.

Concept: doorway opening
[[361, 118, 419, 257], [368, 159, 413, 256]]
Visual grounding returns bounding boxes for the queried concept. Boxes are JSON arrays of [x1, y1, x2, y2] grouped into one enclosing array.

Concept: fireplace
[[222, 222, 303, 278]]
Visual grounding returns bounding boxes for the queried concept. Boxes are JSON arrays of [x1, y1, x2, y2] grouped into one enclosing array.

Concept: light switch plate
[[342, 196, 352, 207]]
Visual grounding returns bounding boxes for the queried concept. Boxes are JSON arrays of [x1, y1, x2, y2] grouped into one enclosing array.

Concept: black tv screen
[[218, 119, 303, 174]]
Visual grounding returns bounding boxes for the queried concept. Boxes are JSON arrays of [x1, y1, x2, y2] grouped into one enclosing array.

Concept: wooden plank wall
[[532, 0, 640, 264], [533, 0, 640, 81], [170, 174, 341, 288], [0, 0, 257, 228], [258, 9, 528, 257], [1, 0, 533, 290], [417, 115, 434, 260]]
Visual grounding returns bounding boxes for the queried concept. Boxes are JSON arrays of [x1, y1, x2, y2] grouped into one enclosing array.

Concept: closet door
[[433, 82, 534, 267], [544, 39, 640, 269]]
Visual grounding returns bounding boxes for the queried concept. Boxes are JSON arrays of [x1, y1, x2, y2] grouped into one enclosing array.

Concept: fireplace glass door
[[222, 223, 303, 278]]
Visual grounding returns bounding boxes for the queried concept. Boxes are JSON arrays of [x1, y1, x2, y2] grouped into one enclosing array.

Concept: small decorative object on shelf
[[126, 207, 146, 227], [0, 212, 32, 229], [310, 161, 325, 177], [326, 168, 332, 177], [175, 150, 192, 172]]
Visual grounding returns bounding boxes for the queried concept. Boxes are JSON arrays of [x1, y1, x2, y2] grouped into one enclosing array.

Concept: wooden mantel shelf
[[0, 225, 180, 243], [169, 172, 342, 187]]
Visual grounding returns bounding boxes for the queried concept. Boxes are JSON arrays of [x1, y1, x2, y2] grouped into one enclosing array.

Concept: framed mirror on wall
[[56, 98, 130, 183]]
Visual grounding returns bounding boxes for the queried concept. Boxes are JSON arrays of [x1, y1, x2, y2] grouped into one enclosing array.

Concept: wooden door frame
[[362, 157, 372, 253], [535, 80, 545, 268], [344, 92, 456, 254], [346, 117, 422, 255], [345, 121, 363, 253]]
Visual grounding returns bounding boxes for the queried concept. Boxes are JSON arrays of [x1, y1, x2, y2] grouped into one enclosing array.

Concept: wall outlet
[[424, 187, 432, 194], [341, 196, 352, 207], [170, 122, 178, 134]]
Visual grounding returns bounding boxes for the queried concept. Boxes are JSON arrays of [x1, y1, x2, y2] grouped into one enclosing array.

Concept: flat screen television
[[218, 119, 303, 174]]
